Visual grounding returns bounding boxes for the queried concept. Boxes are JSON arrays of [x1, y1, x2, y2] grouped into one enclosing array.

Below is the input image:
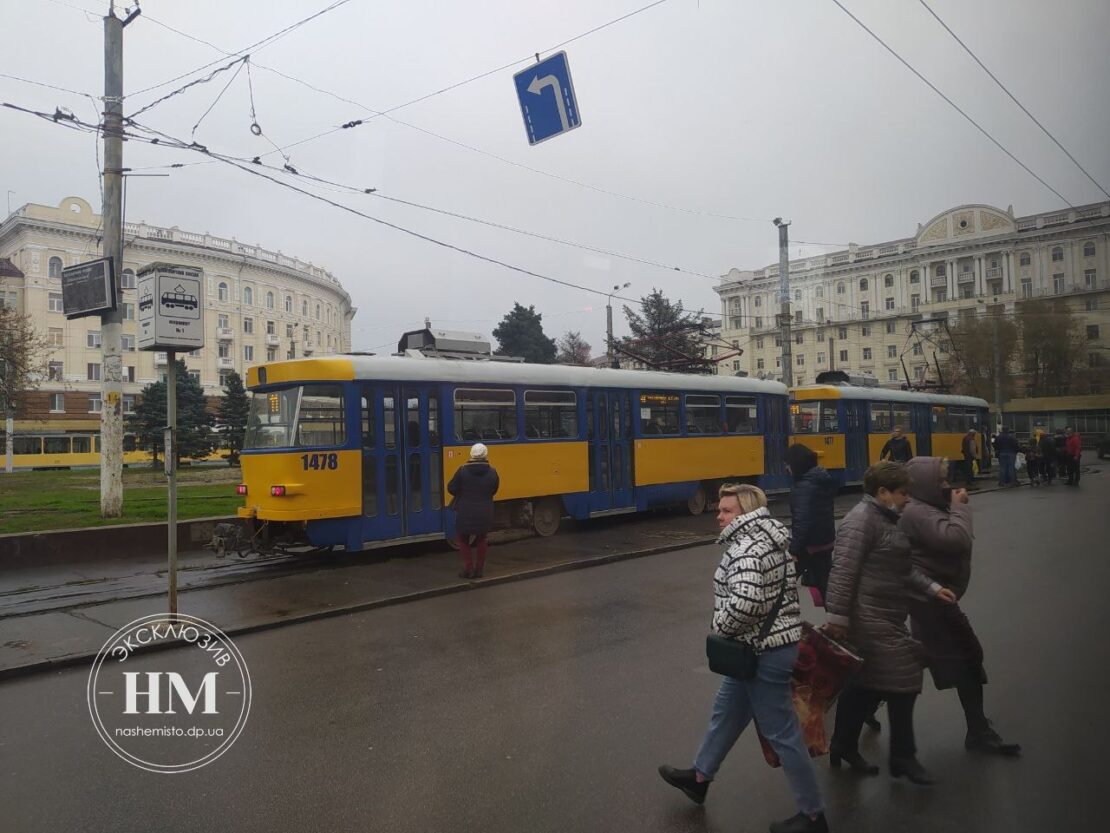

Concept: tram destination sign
[[61, 258, 116, 320], [137, 263, 205, 351]]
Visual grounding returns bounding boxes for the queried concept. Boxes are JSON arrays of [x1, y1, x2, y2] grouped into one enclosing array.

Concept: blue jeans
[[693, 643, 823, 816], [998, 452, 1016, 485]]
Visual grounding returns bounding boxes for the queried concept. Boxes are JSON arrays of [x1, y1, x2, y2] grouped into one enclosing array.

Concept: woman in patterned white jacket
[[658, 483, 828, 833]]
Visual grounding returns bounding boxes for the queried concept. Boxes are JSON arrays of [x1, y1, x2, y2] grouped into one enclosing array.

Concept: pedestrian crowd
[[658, 445, 1025, 833]]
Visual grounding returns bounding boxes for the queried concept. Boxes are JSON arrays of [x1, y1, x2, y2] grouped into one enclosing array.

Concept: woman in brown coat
[[825, 462, 933, 785]]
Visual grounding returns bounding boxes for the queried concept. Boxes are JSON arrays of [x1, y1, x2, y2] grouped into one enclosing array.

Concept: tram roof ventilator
[[815, 370, 880, 387], [396, 322, 523, 362]]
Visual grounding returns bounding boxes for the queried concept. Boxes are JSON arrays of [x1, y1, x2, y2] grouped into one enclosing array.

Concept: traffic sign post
[[513, 51, 581, 146], [136, 263, 205, 616]]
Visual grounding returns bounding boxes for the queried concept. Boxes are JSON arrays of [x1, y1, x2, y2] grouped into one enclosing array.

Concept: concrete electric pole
[[773, 218, 793, 387], [606, 282, 630, 369]]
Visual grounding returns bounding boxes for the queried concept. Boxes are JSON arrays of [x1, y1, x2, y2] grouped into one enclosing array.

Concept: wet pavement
[[0, 460, 1106, 831]]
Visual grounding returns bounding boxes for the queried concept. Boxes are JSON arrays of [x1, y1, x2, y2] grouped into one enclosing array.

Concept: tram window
[[640, 392, 680, 435], [406, 394, 421, 446], [383, 396, 396, 449], [949, 407, 970, 433], [294, 385, 346, 448], [612, 398, 621, 440], [73, 436, 92, 453], [408, 454, 423, 512], [598, 446, 610, 489], [428, 394, 440, 446], [122, 434, 136, 452], [524, 390, 577, 439], [791, 402, 820, 434], [361, 396, 375, 449], [362, 456, 378, 517], [599, 397, 609, 440], [613, 444, 623, 490], [870, 403, 893, 432], [725, 396, 757, 433], [94, 435, 101, 452], [42, 437, 69, 454], [14, 437, 41, 455], [931, 406, 948, 432], [429, 453, 442, 510], [384, 457, 400, 516], [454, 388, 517, 442], [892, 404, 912, 432], [685, 394, 722, 434], [819, 403, 840, 433]]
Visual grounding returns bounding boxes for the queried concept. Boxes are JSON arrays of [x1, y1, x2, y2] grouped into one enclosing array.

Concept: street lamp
[[607, 282, 631, 369]]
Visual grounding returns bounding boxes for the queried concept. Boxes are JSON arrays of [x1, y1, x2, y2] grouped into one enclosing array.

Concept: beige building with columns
[[0, 196, 355, 433], [715, 201, 1110, 389]]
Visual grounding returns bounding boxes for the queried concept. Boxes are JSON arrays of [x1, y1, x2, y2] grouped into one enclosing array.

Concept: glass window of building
[[48, 256, 63, 278]]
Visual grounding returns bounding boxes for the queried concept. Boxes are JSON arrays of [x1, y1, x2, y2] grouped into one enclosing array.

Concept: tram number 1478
[[301, 453, 339, 471]]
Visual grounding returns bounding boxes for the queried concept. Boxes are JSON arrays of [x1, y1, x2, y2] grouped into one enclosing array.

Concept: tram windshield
[[245, 384, 346, 449], [790, 400, 839, 434]]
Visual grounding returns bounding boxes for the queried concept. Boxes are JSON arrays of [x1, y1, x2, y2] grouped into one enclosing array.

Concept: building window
[[218, 342, 230, 359], [795, 332, 804, 345], [913, 343, 923, 355], [837, 282, 845, 295], [960, 284, 974, 299], [266, 291, 275, 309], [1020, 253, 1031, 267], [286, 323, 294, 339], [816, 307, 825, 322], [815, 286, 824, 298], [1086, 298, 1098, 311], [885, 321, 896, 334], [775, 358, 781, 368], [266, 320, 275, 335], [244, 286, 253, 305], [861, 302, 870, 319], [910, 270, 920, 284], [796, 354, 805, 366], [50, 393, 65, 412], [1085, 269, 1096, 289], [218, 313, 229, 329], [285, 295, 293, 313], [123, 366, 135, 383], [838, 327, 848, 340], [1053, 274, 1065, 294], [755, 316, 763, 329], [1087, 325, 1100, 340], [757, 358, 765, 370], [244, 345, 254, 361], [793, 289, 801, 302], [48, 361, 64, 381], [48, 327, 64, 347], [1090, 353, 1103, 368], [935, 289, 948, 302], [218, 282, 229, 302], [839, 350, 848, 363], [315, 304, 321, 320], [859, 278, 869, 291], [887, 345, 897, 358], [87, 331, 101, 348], [911, 294, 920, 310], [87, 362, 101, 381], [884, 274, 894, 287], [914, 366, 926, 380], [88, 394, 102, 413], [775, 337, 782, 347], [244, 317, 254, 334], [861, 325, 870, 337], [756, 337, 764, 349], [817, 330, 825, 342], [123, 394, 135, 414], [48, 256, 63, 278], [885, 297, 895, 310], [122, 302, 134, 320], [1021, 279, 1032, 299], [794, 310, 802, 324], [122, 334, 135, 352], [48, 292, 64, 312], [267, 347, 277, 361], [189, 370, 202, 384], [936, 263, 946, 277], [862, 348, 872, 360], [817, 352, 825, 364], [1052, 246, 1064, 262], [754, 296, 762, 308], [1084, 242, 1096, 257], [119, 268, 135, 289]]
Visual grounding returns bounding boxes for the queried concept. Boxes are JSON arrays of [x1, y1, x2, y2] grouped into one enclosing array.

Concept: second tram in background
[[789, 370, 990, 485]]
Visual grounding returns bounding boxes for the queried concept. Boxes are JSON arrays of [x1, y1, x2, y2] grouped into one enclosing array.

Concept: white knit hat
[[469, 443, 489, 461]]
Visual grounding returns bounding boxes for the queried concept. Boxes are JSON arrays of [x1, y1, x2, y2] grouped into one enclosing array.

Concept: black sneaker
[[459, 568, 473, 579], [657, 765, 708, 805], [966, 725, 1021, 757], [770, 812, 830, 833]]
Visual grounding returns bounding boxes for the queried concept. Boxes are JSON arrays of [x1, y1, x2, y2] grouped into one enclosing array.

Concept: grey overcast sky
[[3, 0, 1108, 352]]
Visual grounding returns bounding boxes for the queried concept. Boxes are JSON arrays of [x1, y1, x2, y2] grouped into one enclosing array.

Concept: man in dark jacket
[[901, 457, 1020, 757], [1037, 431, 1057, 485], [961, 429, 978, 487], [785, 444, 837, 604], [879, 427, 913, 463], [447, 443, 500, 579], [994, 427, 1020, 487]]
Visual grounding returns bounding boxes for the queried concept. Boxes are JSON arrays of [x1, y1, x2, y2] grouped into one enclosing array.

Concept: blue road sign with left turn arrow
[[513, 51, 581, 146]]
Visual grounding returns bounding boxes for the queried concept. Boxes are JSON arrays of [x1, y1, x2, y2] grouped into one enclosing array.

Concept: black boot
[[657, 765, 708, 805], [829, 747, 879, 775], [769, 811, 829, 833], [966, 725, 1021, 757], [889, 756, 935, 785]]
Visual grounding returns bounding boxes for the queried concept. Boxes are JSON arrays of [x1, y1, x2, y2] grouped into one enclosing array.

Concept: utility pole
[[99, 4, 140, 517], [606, 282, 630, 369], [992, 315, 1003, 432], [773, 218, 793, 386]]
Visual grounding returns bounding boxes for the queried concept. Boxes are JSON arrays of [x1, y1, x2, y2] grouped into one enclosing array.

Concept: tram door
[[844, 400, 869, 482], [361, 386, 443, 543], [589, 390, 634, 513]]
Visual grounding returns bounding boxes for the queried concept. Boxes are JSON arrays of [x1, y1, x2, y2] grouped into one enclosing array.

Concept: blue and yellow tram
[[237, 356, 791, 551], [789, 379, 990, 485]]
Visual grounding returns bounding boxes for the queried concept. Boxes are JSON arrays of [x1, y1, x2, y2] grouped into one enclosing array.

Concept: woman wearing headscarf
[[658, 483, 828, 833], [447, 443, 499, 579], [825, 461, 933, 785]]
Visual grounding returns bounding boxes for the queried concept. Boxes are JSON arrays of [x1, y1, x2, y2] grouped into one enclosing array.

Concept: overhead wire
[[915, 0, 1109, 200], [827, 0, 1075, 208]]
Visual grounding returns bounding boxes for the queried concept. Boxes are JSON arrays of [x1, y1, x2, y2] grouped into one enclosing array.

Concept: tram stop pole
[[165, 350, 178, 617]]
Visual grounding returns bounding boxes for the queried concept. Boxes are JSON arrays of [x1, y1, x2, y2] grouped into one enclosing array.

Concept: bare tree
[[941, 313, 1019, 400], [1018, 300, 1087, 397], [555, 331, 592, 366], [0, 306, 52, 472]]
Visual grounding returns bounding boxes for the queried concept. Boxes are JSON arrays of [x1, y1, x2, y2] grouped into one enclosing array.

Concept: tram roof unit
[[247, 355, 790, 396], [792, 384, 988, 409]]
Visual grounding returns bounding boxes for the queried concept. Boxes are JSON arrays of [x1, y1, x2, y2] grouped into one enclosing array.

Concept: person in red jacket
[[1064, 427, 1083, 486]]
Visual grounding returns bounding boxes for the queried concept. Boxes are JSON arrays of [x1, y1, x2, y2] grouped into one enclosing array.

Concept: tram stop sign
[[137, 263, 205, 351], [61, 258, 116, 319]]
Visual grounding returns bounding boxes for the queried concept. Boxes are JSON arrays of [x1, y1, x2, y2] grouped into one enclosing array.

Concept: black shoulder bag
[[705, 563, 791, 680]]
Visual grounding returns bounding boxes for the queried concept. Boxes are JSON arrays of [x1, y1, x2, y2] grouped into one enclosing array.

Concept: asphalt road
[[1, 471, 1107, 832]]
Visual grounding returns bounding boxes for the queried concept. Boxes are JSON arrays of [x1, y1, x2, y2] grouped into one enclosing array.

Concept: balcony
[[957, 270, 975, 284], [217, 357, 235, 369], [930, 276, 947, 288], [217, 327, 234, 341], [154, 352, 167, 365], [985, 267, 1003, 279], [265, 333, 281, 346], [302, 344, 315, 355]]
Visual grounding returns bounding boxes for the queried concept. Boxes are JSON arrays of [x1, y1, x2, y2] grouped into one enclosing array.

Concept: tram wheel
[[687, 485, 707, 516], [532, 497, 563, 537]]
